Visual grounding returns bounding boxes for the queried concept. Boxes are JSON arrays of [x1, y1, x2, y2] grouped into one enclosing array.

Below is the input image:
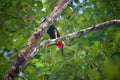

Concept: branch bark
[[3, 0, 73, 80], [28, 20, 120, 58]]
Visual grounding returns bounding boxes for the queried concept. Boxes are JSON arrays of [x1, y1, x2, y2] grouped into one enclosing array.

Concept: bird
[[47, 25, 65, 54]]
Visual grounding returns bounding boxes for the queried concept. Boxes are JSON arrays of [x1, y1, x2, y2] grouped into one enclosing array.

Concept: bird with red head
[[47, 25, 65, 55]]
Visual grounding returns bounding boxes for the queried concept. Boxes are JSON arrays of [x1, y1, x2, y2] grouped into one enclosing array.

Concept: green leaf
[[33, 1, 43, 10], [31, 59, 39, 63], [35, 62, 44, 67], [64, 7, 72, 16], [5, 19, 16, 32]]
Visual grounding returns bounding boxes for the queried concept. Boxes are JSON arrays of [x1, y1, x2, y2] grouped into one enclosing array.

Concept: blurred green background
[[0, 0, 120, 80]]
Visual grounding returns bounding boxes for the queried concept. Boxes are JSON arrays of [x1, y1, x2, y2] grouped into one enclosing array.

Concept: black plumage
[[47, 25, 60, 39]]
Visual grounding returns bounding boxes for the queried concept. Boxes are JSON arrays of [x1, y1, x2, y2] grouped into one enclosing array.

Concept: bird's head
[[55, 41, 65, 53]]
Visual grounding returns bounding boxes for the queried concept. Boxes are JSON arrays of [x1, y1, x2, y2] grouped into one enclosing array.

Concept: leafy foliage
[[0, 0, 120, 80]]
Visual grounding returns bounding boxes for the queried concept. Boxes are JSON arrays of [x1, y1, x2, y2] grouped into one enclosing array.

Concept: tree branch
[[28, 19, 120, 58], [59, 20, 120, 41], [3, 0, 73, 80]]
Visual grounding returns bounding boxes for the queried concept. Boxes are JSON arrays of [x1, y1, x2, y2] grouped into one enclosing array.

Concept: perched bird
[[47, 25, 65, 54]]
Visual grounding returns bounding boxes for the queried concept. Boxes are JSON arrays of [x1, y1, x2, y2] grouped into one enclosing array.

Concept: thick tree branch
[[28, 20, 120, 58], [3, 0, 73, 80]]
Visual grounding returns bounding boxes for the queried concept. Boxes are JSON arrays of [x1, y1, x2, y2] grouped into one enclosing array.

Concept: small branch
[[29, 19, 120, 57], [59, 20, 120, 41]]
